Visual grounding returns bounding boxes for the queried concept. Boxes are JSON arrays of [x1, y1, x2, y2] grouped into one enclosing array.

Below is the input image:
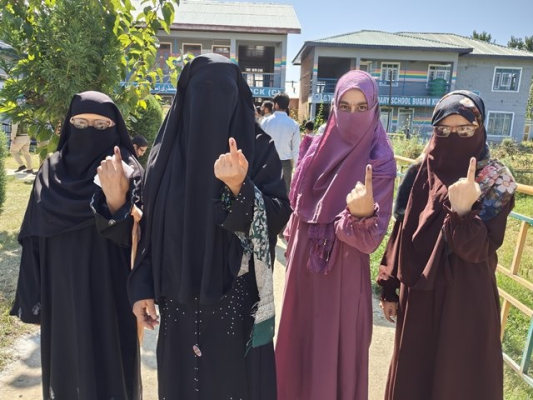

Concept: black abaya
[[10, 91, 143, 400], [128, 54, 291, 399]]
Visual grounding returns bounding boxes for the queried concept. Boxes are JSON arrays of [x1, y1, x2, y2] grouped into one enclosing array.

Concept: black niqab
[[20, 91, 140, 239], [134, 54, 258, 305]]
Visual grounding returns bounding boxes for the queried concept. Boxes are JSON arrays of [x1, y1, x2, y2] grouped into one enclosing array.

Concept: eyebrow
[[339, 100, 368, 106]]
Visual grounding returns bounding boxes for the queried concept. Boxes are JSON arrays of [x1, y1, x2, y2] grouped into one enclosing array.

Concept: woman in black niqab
[[11, 91, 143, 400], [129, 53, 291, 399]]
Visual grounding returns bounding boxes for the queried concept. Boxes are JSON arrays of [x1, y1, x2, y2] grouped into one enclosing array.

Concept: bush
[[0, 136, 6, 214], [126, 95, 164, 162]]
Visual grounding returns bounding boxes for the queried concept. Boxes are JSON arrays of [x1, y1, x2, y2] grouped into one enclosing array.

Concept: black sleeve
[[252, 131, 292, 237], [214, 177, 255, 233], [128, 245, 156, 305], [91, 177, 143, 247], [214, 131, 292, 239], [10, 236, 41, 324]]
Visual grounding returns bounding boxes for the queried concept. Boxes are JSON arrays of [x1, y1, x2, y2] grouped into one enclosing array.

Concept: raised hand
[[346, 164, 375, 218], [448, 157, 481, 217], [214, 137, 249, 196], [97, 146, 130, 214]]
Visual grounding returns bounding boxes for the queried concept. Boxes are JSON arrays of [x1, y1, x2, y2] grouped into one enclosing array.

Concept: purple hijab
[[290, 70, 396, 273]]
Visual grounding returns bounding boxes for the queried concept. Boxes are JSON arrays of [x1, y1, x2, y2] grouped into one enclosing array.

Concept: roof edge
[[171, 23, 301, 35]]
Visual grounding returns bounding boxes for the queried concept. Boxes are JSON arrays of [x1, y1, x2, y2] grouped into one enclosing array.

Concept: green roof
[[171, 0, 301, 34], [398, 32, 533, 58], [314, 30, 469, 50], [293, 30, 533, 64]]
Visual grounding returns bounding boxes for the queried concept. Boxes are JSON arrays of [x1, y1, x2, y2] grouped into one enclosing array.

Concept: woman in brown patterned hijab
[[378, 90, 516, 400]]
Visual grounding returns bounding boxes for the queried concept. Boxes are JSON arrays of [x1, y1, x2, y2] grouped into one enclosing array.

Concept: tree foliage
[[127, 94, 163, 159], [508, 36, 533, 52], [507, 35, 533, 120], [0, 0, 179, 158], [471, 30, 494, 43]]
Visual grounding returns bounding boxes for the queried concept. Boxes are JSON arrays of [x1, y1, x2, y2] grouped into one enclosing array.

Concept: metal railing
[[311, 78, 450, 98], [241, 72, 281, 88], [394, 155, 533, 387]]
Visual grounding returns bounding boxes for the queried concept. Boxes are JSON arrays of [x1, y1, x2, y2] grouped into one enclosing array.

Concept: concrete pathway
[[0, 240, 395, 399]]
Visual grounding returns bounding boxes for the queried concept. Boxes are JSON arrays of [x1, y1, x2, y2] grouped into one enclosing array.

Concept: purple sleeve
[[334, 176, 394, 254]]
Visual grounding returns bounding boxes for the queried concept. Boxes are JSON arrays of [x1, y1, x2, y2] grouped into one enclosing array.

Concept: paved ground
[[0, 237, 395, 400]]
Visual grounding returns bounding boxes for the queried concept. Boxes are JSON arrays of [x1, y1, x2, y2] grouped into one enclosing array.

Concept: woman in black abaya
[[129, 53, 291, 399], [11, 91, 143, 400]]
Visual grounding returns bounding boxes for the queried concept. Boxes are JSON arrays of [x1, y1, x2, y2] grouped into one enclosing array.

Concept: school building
[[293, 30, 533, 141], [152, 0, 301, 105]]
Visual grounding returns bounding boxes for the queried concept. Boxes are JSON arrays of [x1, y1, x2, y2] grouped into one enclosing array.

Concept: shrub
[[126, 95, 164, 162]]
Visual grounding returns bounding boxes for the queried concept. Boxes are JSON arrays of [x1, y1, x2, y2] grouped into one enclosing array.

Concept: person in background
[[132, 134, 148, 158], [10, 121, 35, 174], [255, 106, 262, 122], [10, 91, 143, 399], [378, 90, 515, 400], [275, 70, 396, 400], [260, 92, 300, 195], [297, 121, 316, 163], [261, 100, 274, 120]]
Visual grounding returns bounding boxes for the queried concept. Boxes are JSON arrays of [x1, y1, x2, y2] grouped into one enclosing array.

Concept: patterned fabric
[[223, 185, 275, 350], [475, 158, 517, 221]]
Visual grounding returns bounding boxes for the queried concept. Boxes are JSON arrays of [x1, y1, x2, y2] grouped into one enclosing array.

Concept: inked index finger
[[364, 164, 373, 191], [466, 157, 476, 182], [229, 137, 238, 158]]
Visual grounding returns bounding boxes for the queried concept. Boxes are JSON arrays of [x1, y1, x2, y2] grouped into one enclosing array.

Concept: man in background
[[10, 121, 35, 174], [260, 93, 300, 195]]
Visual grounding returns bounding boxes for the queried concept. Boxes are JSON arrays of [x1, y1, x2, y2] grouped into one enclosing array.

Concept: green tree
[[508, 35, 533, 52], [471, 30, 494, 43], [127, 94, 163, 161], [0, 0, 179, 158], [507, 35, 533, 119]]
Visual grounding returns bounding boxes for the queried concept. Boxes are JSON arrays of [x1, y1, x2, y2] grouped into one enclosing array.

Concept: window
[[183, 44, 202, 57], [427, 64, 451, 84], [487, 112, 514, 136], [492, 67, 521, 92], [380, 107, 391, 131], [157, 43, 172, 70], [245, 67, 264, 87], [212, 45, 230, 58], [380, 63, 400, 86]]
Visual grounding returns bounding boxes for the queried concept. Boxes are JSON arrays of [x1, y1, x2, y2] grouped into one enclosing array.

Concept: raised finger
[[114, 146, 123, 164], [364, 164, 373, 191], [229, 137, 239, 160], [466, 157, 476, 182]]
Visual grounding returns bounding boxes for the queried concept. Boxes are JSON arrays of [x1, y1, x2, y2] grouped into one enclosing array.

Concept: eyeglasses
[[70, 117, 115, 131], [433, 125, 477, 138]]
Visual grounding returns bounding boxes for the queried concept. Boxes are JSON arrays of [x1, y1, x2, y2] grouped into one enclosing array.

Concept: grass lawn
[[0, 154, 40, 370]]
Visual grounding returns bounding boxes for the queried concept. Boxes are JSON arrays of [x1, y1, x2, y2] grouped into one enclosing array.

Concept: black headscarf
[[19, 91, 141, 239], [133, 53, 259, 305]]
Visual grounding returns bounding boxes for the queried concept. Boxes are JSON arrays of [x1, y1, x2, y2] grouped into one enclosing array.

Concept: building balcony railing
[[311, 78, 451, 99], [148, 72, 283, 96], [242, 72, 281, 89]]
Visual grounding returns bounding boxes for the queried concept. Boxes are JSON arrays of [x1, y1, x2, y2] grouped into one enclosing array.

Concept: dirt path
[[0, 239, 395, 399]]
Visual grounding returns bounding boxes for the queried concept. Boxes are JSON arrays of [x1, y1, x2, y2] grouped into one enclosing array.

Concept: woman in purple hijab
[[276, 70, 396, 399]]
